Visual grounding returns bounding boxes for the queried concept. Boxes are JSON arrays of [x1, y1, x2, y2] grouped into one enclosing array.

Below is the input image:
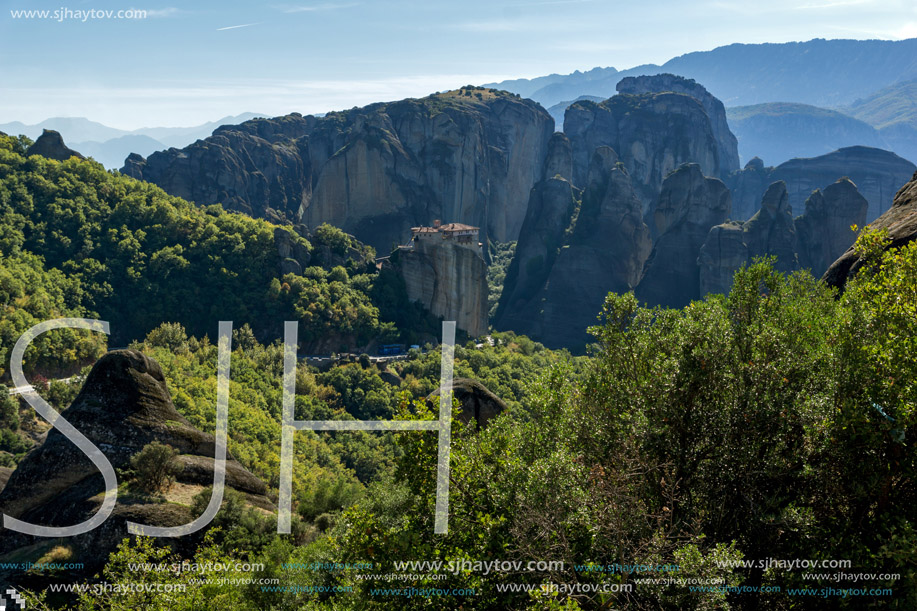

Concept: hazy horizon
[[2, 0, 916, 129]]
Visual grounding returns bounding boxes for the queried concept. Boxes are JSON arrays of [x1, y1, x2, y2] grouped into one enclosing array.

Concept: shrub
[[0, 394, 20, 430], [130, 441, 180, 493]]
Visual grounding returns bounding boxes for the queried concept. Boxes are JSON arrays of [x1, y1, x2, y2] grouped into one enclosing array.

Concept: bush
[[0, 428, 30, 454], [144, 322, 189, 353], [0, 394, 20, 430], [130, 441, 180, 493]]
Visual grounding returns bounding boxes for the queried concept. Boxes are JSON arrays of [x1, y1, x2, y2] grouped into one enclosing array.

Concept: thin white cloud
[[794, 0, 874, 10], [216, 23, 260, 31], [551, 40, 627, 53], [892, 22, 917, 39], [145, 7, 182, 18], [511, 0, 596, 5], [276, 2, 360, 13], [454, 20, 524, 32], [824, 24, 902, 39], [452, 17, 572, 33]]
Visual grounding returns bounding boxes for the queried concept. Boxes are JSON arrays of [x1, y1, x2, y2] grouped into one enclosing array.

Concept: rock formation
[[728, 146, 916, 223], [542, 132, 574, 183], [697, 182, 799, 298], [742, 181, 799, 274], [427, 378, 507, 429], [824, 171, 917, 289], [564, 92, 723, 208], [616, 74, 740, 177], [727, 157, 772, 221], [274, 225, 313, 276], [391, 225, 488, 338], [123, 113, 318, 225], [25, 129, 84, 161], [698, 221, 748, 296], [497, 148, 651, 348], [122, 89, 553, 252], [795, 178, 868, 277], [635, 163, 731, 308], [495, 176, 578, 334], [700, 178, 869, 296], [0, 350, 273, 580]]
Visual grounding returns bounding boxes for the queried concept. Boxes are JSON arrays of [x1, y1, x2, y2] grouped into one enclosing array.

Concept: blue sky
[[2, 0, 916, 128]]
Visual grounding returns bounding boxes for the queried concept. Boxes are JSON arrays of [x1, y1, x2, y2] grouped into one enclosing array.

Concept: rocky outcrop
[[274, 226, 312, 276], [635, 163, 731, 307], [727, 157, 772, 221], [700, 178, 868, 295], [0, 351, 273, 580], [26, 129, 84, 161], [495, 177, 578, 333], [542, 132, 573, 182], [617, 74, 740, 177], [392, 233, 488, 338], [824, 171, 917, 289], [728, 146, 916, 223], [796, 178, 868, 277], [0, 466, 12, 492], [122, 114, 317, 224], [564, 91, 723, 207], [697, 182, 797, 296], [427, 378, 507, 429], [122, 89, 554, 252], [743, 181, 799, 274], [698, 221, 748, 296], [496, 148, 651, 348]]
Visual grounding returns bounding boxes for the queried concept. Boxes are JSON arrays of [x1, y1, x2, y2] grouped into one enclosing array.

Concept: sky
[[1, 0, 917, 129]]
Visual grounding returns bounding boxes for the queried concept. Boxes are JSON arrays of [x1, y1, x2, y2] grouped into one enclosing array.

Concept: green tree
[[130, 441, 180, 493]]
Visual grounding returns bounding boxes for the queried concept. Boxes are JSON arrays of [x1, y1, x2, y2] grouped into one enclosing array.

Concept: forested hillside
[[2, 111, 917, 611], [0, 132, 400, 370]]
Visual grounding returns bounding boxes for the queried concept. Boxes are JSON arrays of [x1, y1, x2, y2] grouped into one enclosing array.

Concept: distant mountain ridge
[[486, 38, 917, 110], [847, 78, 917, 129], [0, 113, 263, 169], [726, 103, 890, 165], [845, 79, 917, 164]]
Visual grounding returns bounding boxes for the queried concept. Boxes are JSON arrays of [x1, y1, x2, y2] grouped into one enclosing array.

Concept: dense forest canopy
[[0, 133, 426, 377], [1, 133, 915, 609]]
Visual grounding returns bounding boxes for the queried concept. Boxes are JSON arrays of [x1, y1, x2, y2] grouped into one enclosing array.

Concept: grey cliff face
[[824, 170, 917, 289], [497, 148, 651, 348], [564, 92, 723, 210], [743, 181, 799, 274], [394, 235, 488, 338], [635, 163, 731, 308], [727, 157, 773, 221], [728, 146, 916, 223], [495, 176, 579, 335], [795, 178, 868, 277], [700, 177, 870, 297], [616, 73, 740, 177], [122, 114, 316, 223], [542, 131, 574, 183], [698, 221, 748, 296], [121, 91, 554, 252], [274, 226, 313, 276], [697, 181, 799, 297]]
